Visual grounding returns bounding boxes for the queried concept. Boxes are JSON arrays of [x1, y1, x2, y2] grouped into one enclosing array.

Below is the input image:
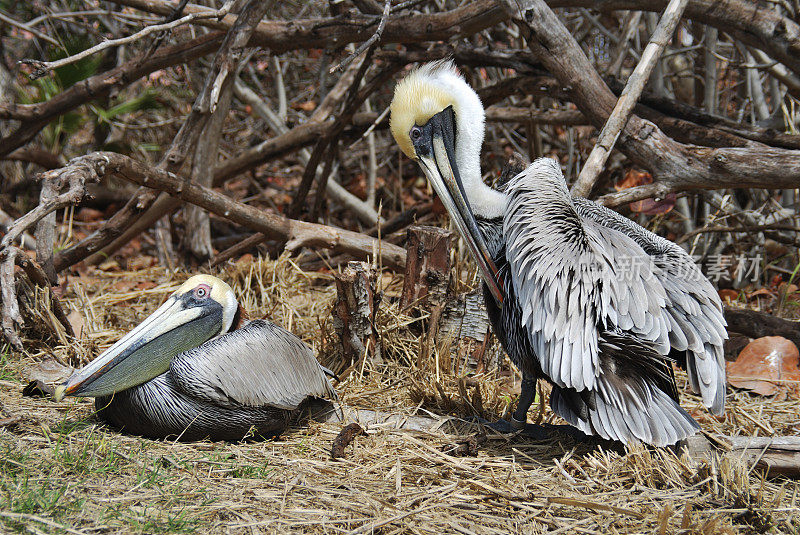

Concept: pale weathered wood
[[503, 0, 800, 206], [333, 262, 379, 374], [439, 290, 491, 343], [400, 226, 453, 311], [314, 404, 800, 476], [684, 435, 800, 478], [724, 307, 800, 350], [571, 0, 689, 197], [53, 152, 407, 270]]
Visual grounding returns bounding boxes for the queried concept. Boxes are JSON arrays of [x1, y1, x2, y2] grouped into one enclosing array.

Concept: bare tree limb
[[19, 8, 227, 79], [109, 0, 508, 54], [110, 0, 800, 84], [82, 0, 276, 265], [570, 0, 688, 197], [0, 33, 224, 157], [608, 11, 642, 76], [329, 0, 390, 74], [0, 159, 102, 347], [504, 0, 800, 206], [0, 10, 60, 46], [60, 152, 407, 269], [0, 209, 35, 250]]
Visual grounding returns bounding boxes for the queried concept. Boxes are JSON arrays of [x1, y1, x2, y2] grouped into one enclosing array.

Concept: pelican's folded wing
[[573, 198, 727, 414], [502, 160, 671, 392], [170, 320, 336, 410]]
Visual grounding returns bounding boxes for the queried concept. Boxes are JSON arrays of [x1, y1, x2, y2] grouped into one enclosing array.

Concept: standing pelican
[[389, 61, 727, 446], [55, 275, 336, 441]]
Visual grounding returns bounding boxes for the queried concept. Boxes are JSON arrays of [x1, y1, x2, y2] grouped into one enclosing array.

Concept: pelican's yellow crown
[[389, 61, 459, 160]]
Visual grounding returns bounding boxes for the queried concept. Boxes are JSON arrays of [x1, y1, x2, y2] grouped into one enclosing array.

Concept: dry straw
[[1, 256, 798, 533]]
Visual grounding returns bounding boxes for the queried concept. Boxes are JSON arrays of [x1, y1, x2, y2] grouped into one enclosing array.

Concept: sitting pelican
[[55, 275, 336, 441], [389, 61, 727, 446]]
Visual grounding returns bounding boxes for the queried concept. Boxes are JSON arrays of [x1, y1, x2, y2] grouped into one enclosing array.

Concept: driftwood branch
[[108, 0, 800, 88], [504, 0, 800, 206], [724, 307, 800, 350], [684, 435, 800, 478], [570, 0, 688, 197], [317, 404, 800, 478], [0, 33, 224, 158], [0, 162, 100, 251], [75, 0, 276, 265], [47, 153, 407, 269], [0, 246, 74, 349]]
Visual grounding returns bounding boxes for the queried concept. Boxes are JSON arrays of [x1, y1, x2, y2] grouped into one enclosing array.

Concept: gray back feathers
[[573, 198, 727, 413], [499, 158, 727, 444], [503, 159, 673, 392], [171, 319, 336, 410]]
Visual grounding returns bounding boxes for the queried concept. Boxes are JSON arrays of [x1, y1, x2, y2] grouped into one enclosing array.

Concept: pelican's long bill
[[54, 288, 227, 401], [411, 106, 504, 306]]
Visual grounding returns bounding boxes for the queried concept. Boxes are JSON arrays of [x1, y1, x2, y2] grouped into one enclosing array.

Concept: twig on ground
[[331, 423, 367, 460]]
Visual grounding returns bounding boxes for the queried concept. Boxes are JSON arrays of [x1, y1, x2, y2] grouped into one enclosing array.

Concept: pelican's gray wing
[[169, 319, 336, 410], [574, 198, 727, 414], [503, 160, 671, 392]]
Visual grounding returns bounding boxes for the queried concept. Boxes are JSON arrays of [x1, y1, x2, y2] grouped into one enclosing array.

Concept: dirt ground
[[1, 257, 798, 534]]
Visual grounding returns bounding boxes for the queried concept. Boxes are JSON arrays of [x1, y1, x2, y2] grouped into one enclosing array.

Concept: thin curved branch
[[47, 152, 408, 269]]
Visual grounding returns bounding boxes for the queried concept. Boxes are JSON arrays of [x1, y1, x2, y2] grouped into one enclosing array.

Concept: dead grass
[[1, 256, 799, 534]]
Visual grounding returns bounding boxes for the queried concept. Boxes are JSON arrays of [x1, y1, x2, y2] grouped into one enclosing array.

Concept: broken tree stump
[[333, 261, 379, 377], [440, 289, 495, 373], [400, 225, 453, 312], [400, 226, 453, 370]]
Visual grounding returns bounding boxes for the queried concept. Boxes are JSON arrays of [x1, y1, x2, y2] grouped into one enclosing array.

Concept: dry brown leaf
[[293, 100, 316, 112], [726, 336, 800, 397], [615, 169, 652, 191], [748, 288, 773, 299], [629, 194, 676, 215], [24, 357, 73, 385], [237, 253, 255, 265], [75, 207, 104, 222], [67, 309, 85, 337], [778, 283, 799, 297]]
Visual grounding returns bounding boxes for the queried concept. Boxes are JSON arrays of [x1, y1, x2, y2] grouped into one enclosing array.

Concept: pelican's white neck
[[433, 70, 506, 219]]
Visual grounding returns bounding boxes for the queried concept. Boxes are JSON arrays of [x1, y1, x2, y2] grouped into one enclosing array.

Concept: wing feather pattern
[[573, 197, 727, 414], [503, 159, 672, 392], [170, 320, 336, 410], [548, 329, 699, 447]]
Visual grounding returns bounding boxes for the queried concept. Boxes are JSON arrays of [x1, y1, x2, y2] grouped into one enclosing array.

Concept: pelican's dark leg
[[510, 376, 537, 430]]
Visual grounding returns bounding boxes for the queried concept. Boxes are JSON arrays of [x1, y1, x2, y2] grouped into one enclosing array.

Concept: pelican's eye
[[194, 284, 211, 300], [410, 126, 422, 141]]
